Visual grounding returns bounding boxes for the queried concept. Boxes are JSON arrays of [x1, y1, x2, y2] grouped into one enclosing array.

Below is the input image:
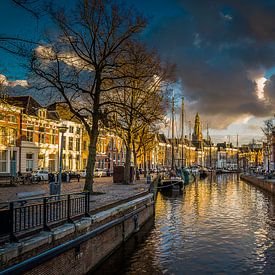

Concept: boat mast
[[237, 134, 239, 171], [171, 93, 175, 169], [181, 97, 184, 168], [188, 120, 191, 167], [207, 124, 212, 168]]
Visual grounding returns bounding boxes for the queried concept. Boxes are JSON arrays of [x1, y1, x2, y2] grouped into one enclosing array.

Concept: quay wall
[[240, 174, 275, 195], [0, 193, 154, 275]]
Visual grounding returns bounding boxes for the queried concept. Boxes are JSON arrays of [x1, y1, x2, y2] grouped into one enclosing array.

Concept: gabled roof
[[8, 96, 41, 116], [7, 96, 60, 121], [47, 102, 82, 123]]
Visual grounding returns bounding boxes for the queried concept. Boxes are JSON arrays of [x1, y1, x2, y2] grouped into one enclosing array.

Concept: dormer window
[[38, 109, 46, 119]]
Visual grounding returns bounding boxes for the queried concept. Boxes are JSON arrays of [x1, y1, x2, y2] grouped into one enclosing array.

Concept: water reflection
[[94, 174, 275, 274]]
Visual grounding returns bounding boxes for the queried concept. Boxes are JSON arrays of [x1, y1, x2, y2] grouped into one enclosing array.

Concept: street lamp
[[58, 124, 68, 195]]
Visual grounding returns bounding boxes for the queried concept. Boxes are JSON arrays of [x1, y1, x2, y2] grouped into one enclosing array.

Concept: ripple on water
[[96, 174, 275, 274]]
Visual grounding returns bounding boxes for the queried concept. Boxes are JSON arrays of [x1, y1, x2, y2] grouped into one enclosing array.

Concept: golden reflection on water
[[96, 174, 275, 274], [135, 174, 275, 274]]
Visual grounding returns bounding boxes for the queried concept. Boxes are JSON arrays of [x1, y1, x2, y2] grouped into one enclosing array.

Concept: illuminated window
[[0, 127, 7, 144], [26, 153, 34, 172], [76, 138, 80, 151], [26, 126, 34, 142], [9, 128, 17, 145], [9, 115, 16, 123], [39, 127, 46, 143], [69, 137, 74, 150], [50, 129, 56, 144], [0, 150, 7, 173]]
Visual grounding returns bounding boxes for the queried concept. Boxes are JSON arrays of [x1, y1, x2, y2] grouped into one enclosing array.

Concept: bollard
[[49, 182, 59, 195]]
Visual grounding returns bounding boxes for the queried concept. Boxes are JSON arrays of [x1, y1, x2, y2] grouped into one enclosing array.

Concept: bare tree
[[27, 0, 146, 192], [133, 126, 158, 178], [11, 0, 41, 18], [108, 41, 173, 183]]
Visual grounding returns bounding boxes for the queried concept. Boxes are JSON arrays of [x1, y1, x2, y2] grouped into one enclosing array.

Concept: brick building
[[0, 99, 22, 176], [8, 96, 60, 173]]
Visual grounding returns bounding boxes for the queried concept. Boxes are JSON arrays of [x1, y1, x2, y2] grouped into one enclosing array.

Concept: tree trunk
[[124, 132, 132, 184], [143, 148, 147, 178], [84, 81, 100, 193], [132, 141, 139, 180], [84, 129, 99, 193]]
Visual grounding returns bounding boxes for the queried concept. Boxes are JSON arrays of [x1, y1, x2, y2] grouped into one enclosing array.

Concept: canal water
[[94, 174, 275, 274]]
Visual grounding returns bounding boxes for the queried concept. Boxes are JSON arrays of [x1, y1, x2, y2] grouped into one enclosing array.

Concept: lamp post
[[58, 125, 68, 195]]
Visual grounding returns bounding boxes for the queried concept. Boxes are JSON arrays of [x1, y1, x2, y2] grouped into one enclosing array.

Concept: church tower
[[192, 113, 203, 142]]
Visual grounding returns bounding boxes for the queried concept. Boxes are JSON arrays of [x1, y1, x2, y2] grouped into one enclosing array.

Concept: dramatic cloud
[[0, 74, 28, 88], [137, 0, 275, 129]]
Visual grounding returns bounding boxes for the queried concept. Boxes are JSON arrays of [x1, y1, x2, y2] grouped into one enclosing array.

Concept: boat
[[158, 176, 184, 191], [199, 168, 208, 179]]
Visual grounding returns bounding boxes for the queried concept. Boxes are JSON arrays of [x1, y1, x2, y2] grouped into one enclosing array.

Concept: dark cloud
[[138, 0, 275, 128]]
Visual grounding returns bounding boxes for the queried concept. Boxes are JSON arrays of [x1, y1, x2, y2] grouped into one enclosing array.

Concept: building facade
[[0, 100, 21, 176]]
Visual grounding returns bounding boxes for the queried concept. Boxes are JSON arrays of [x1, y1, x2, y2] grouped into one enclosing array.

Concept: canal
[[94, 174, 275, 274]]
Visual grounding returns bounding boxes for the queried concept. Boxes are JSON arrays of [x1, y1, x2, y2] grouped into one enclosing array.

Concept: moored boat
[[158, 177, 184, 191]]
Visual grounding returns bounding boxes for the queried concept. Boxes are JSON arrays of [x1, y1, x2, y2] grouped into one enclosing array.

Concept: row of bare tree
[[0, 0, 175, 193]]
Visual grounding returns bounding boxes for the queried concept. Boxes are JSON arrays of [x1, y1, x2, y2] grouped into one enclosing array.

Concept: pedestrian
[[77, 173, 80, 182]]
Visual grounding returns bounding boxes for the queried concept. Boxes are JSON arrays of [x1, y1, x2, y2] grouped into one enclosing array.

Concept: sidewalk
[[0, 176, 151, 205]]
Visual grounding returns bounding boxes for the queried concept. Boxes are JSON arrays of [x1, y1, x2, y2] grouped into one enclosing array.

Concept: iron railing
[[0, 192, 90, 242]]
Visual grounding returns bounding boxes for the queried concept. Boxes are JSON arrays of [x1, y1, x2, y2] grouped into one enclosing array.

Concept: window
[[9, 128, 17, 145], [68, 155, 73, 170], [69, 126, 74, 133], [62, 154, 66, 169], [109, 138, 113, 150], [62, 137, 66, 150], [38, 109, 46, 118], [0, 127, 7, 144], [26, 126, 34, 142], [0, 150, 7, 172], [26, 153, 34, 172], [39, 127, 46, 143], [76, 155, 80, 170], [68, 137, 74, 150], [9, 115, 16, 123], [50, 129, 56, 144], [76, 127, 80, 135], [76, 138, 80, 152]]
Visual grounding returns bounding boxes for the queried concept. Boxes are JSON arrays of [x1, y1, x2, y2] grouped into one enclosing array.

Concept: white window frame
[[0, 150, 8, 173], [26, 153, 34, 172]]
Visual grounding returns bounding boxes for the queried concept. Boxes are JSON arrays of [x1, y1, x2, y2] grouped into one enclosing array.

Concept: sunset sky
[[1, 0, 275, 144]]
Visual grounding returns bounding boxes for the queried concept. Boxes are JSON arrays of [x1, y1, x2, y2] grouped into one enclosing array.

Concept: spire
[[193, 112, 202, 141]]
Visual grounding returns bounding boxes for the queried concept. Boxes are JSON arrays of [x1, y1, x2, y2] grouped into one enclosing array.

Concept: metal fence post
[[43, 197, 50, 231], [85, 192, 90, 217], [67, 194, 73, 223], [9, 202, 17, 242]]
